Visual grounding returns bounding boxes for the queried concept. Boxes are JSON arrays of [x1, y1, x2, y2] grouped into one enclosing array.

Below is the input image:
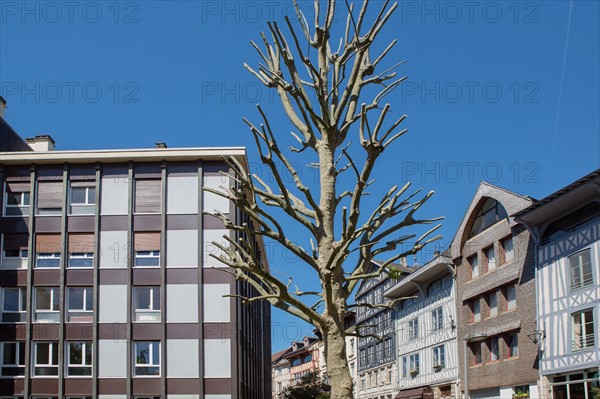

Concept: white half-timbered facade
[[385, 254, 460, 399]]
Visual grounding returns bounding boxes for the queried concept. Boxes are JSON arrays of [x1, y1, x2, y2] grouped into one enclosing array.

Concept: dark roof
[[272, 348, 292, 363], [0, 117, 32, 152], [514, 168, 600, 218]]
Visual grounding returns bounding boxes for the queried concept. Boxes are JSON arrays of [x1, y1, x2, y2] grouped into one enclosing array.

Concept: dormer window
[[469, 198, 508, 238]]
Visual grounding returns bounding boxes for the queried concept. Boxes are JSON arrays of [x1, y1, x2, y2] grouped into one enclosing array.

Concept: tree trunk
[[324, 325, 354, 399]]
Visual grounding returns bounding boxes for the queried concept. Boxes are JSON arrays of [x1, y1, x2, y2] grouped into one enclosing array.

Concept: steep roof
[[0, 117, 32, 152]]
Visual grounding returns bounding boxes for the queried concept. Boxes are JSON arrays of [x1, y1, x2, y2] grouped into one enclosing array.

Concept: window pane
[[22, 192, 30, 205], [85, 289, 93, 311], [152, 288, 160, 310], [68, 288, 84, 310], [36, 343, 50, 364], [136, 342, 150, 365], [3, 289, 19, 311], [51, 343, 58, 364], [3, 343, 16, 364], [88, 188, 96, 204], [36, 288, 52, 310], [69, 343, 83, 364], [71, 188, 87, 204], [135, 288, 151, 310]]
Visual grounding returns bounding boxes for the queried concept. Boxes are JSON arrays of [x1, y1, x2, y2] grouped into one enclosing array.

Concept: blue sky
[[1, 1, 599, 351]]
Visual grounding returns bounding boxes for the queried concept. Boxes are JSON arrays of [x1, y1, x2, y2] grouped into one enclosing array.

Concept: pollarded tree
[[206, 1, 442, 399]]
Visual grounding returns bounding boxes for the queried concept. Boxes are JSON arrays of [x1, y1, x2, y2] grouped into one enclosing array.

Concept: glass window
[[134, 341, 160, 376], [489, 292, 498, 317], [367, 346, 374, 362], [375, 342, 383, 360], [502, 237, 514, 263], [384, 338, 392, 357], [569, 249, 593, 290], [433, 345, 445, 370], [507, 333, 519, 357], [401, 356, 408, 378], [469, 198, 508, 237], [409, 353, 419, 376], [68, 253, 94, 268], [134, 251, 160, 267], [472, 342, 482, 364], [133, 287, 160, 322], [470, 254, 479, 279], [69, 185, 96, 215], [0, 342, 25, 376], [33, 342, 59, 376], [432, 307, 444, 331], [506, 285, 516, 310], [36, 253, 61, 268], [408, 318, 419, 340], [67, 287, 93, 322], [35, 287, 60, 323], [486, 246, 496, 271], [4, 183, 30, 217], [473, 299, 481, 322], [67, 342, 92, 376], [572, 309, 595, 350], [489, 337, 500, 361], [2, 288, 27, 322]]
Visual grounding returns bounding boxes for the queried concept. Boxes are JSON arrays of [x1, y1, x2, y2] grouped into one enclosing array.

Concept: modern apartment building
[[0, 112, 271, 398], [450, 182, 539, 399], [356, 261, 412, 399], [515, 169, 600, 399], [385, 253, 459, 399]]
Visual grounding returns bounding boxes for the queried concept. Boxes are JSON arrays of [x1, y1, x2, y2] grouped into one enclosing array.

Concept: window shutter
[[37, 182, 64, 209], [70, 181, 95, 188], [134, 232, 160, 251], [3, 234, 29, 250], [6, 182, 30, 193], [36, 234, 62, 253], [134, 180, 161, 213], [68, 234, 95, 253]]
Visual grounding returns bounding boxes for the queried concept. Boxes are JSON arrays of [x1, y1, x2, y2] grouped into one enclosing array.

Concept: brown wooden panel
[[134, 232, 160, 251], [131, 323, 162, 340], [133, 214, 161, 231], [0, 325, 26, 340], [37, 181, 63, 208], [37, 167, 62, 181], [2, 233, 28, 250], [166, 268, 198, 284], [36, 233, 62, 253], [167, 378, 200, 394], [204, 214, 225, 229], [132, 378, 161, 395], [98, 323, 128, 340], [64, 378, 93, 394], [167, 214, 199, 230], [134, 179, 161, 213], [32, 269, 60, 285], [166, 323, 199, 339], [67, 216, 95, 232], [204, 378, 232, 394], [98, 378, 127, 394], [68, 233, 95, 253], [32, 324, 60, 340], [100, 215, 128, 231], [35, 216, 61, 232], [4, 166, 30, 180], [133, 268, 161, 285], [64, 323, 94, 340], [6, 182, 29, 192], [99, 269, 128, 285], [203, 268, 233, 284], [0, 270, 28, 286], [66, 269, 94, 285], [69, 165, 95, 180], [2, 218, 29, 233], [0, 378, 24, 395]]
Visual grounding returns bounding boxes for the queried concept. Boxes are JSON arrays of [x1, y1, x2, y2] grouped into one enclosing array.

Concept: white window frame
[[401, 356, 408, 378], [68, 252, 94, 268], [2, 249, 28, 260], [432, 307, 444, 331], [433, 345, 445, 370], [568, 249, 593, 291], [3, 186, 30, 217], [572, 308, 595, 351], [408, 318, 419, 340], [409, 353, 419, 376], [67, 287, 93, 322], [35, 252, 61, 268], [133, 287, 161, 322], [133, 341, 160, 377], [69, 186, 95, 206], [1, 287, 27, 323], [134, 251, 160, 267], [66, 341, 92, 377], [34, 287, 60, 323], [33, 342, 59, 377], [0, 342, 25, 376]]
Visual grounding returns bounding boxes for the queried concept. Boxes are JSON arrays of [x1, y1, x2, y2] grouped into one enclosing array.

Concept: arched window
[[469, 198, 508, 238]]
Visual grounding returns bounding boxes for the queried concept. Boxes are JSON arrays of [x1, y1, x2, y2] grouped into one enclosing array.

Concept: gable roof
[[449, 181, 534, 258]]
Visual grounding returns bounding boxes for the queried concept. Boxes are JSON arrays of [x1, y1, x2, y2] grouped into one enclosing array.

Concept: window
[[33, 342, 59, 376], [440, 385, 452, 397], [427, 274, 452, 296], [514, 386, 529, 397], [401, 356, 408, 378], [134, 232, 160, 267], [409, 353, 419, 376], [472, 299, 481, 322], [469, 198, 508, 237], [0, 342, 25, 376], [2, 233, 29, 269], [470, 254, 479, 279], [376, 342, 383, 360], [359, 349, 366, 367], [367, 346, 374, 362], [68, 234, 94, 268], [433, 345, 445, 370], [134, 341, 160, 376], [37, 181, 63, 215], [432, 307, 444, 331], [35, 234, 61, 268], [133, 287, 160, 322], [507, 332, 519, 357], [134, 179, 161, 213], [572, 309, 595, 350], [488, 292, 498, 317], [384, 338, 392, 357], [66, 342, 92, 376], [2, 288, 26, 322], [4, 182, 30, 216], [485, 246, 496, 271], [569, 249, 593, 290], [408, 318, 419, 340], [35, 287, 60, 323], [67, 287, 93, 322], [69, 184, 95, 214], [506, 285, 516, 310], [383, 311, 392, 329], [489, 337, 499, 361], [502, 237, 514, 263], [471, 343, 482, 364]]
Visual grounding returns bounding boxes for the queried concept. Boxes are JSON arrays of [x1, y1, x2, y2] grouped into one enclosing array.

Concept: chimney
[[0, 96, 6, 118], [399, 257, 407, 267], [155, 142, 168, 149], [26, 135, 55, 151], [434, 250, 440, 257]]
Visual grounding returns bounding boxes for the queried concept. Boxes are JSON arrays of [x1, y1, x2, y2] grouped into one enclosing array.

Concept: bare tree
[[206, 1, 442, 398]]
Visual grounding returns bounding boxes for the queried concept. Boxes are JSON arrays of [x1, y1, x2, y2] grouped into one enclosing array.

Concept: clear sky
[[1, 0, 599, 352]]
